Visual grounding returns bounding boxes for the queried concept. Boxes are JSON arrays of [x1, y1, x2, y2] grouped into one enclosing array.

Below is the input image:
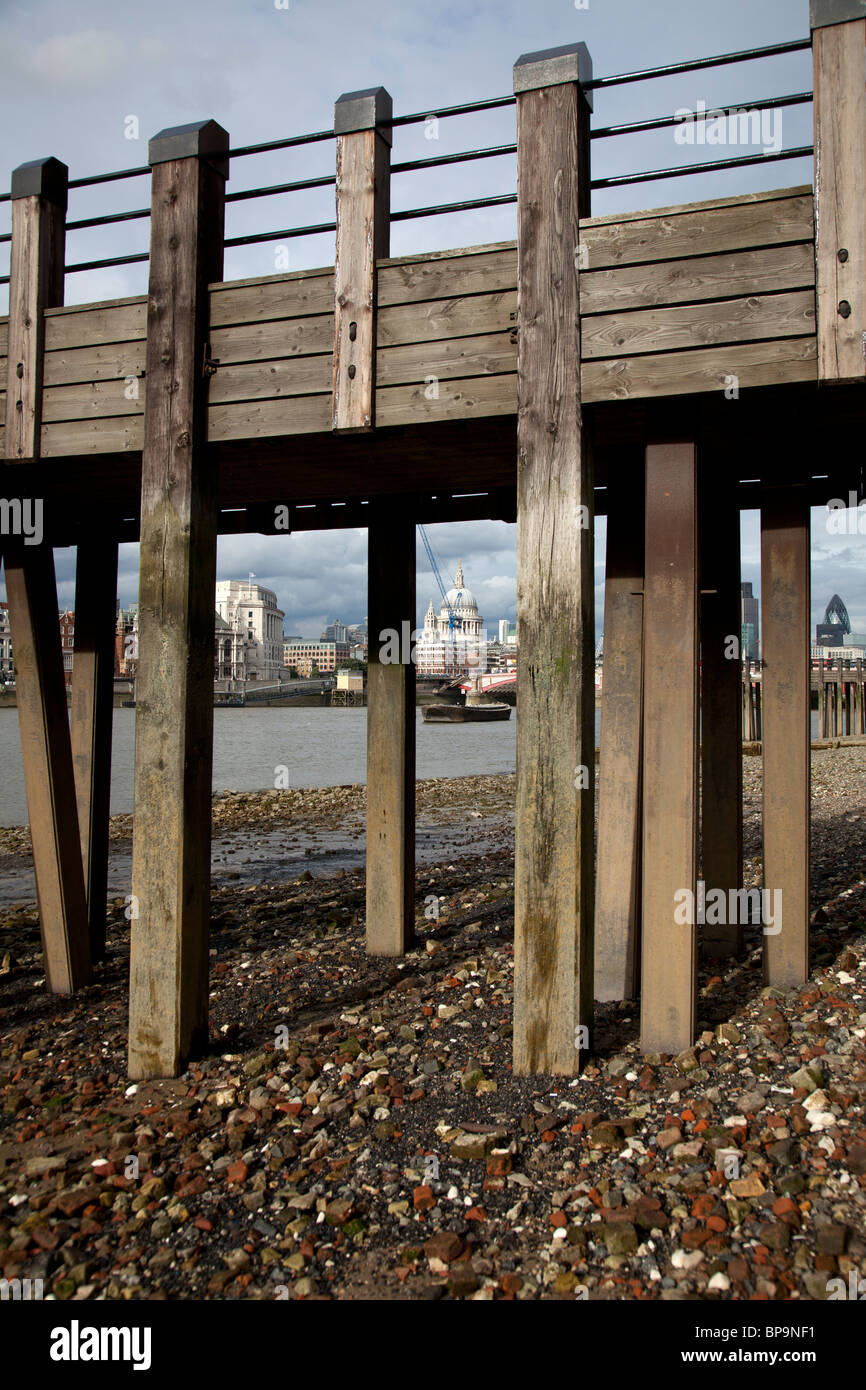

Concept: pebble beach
[[0, 749, 864, 1301]]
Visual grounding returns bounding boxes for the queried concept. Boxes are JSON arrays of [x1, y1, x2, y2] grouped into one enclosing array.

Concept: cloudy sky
[[1, 0, 862, 642]]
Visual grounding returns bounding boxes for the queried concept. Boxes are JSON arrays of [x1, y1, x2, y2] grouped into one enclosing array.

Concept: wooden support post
[[128, 121, 228, 1078], [365, 515, 415, 955], [71, 536, 118, 962], [2, 156, 91, 993], [595, 458, 643, 1001], [811, 0, 866, 382], [641, 441, 699, 1056], [761, 486, 811, 988], [699, 464, 743, 957], [332, 87, 391, 431], [512, 43, 595, 1074]]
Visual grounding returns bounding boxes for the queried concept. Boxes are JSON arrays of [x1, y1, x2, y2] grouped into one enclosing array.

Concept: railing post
[[512, 42, 595, 1074], [332, 87, 391, 431], [2, 155, 91, 993], [761, 483, 811, 988], [128, 120, 228, 1078], [811, 0, 866, 381]]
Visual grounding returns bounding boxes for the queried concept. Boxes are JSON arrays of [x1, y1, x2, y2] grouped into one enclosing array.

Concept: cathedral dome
[[442, 560, 478, 614]]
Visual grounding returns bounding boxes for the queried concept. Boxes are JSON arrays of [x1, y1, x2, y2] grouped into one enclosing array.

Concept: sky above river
[[0, 0, 862, 640]]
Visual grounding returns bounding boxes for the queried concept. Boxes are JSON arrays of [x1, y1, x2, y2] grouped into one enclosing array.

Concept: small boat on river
[[422, 701, 511, 723]]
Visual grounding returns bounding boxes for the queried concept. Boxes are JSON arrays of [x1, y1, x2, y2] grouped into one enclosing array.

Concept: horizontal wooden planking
[[377, 331, 516, 387], [580, 242, 815, 316], [43, 340, 146, 388], [41, 415, 144, 456], [580, 193, 814, 271], [208, 356, 331, 404], [582, 290, 816, 360], [375, 373, 517, 428], [582, 184, 812, 228], [44, 298, 147, 350], [42, 379, 145, 422], [208, 395, 331, 442], [378, 291, 516, 348], [378, 246, 517, 307], [210, 314, 333, 364], [581, 336, 817, 402], [209, 270, 334, 328], [0, 319, 7, 356]]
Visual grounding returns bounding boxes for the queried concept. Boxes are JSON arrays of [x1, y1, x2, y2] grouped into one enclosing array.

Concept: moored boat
[[422, 701, 511, 723]]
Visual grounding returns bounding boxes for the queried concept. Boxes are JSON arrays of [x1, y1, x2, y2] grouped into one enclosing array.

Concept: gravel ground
[[0, 751, 864, 1301]]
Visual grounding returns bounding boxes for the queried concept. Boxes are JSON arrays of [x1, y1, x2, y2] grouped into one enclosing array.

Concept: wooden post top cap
[[513, 42, 593, 108], [810, 0, 866, 27], [148, 120, 229, 172], [11, 156, 69, 207], [334, 88, 393, 144]]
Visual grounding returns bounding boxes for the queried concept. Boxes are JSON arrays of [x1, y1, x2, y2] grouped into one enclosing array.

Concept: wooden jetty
[[1, 0, 864, 1076]]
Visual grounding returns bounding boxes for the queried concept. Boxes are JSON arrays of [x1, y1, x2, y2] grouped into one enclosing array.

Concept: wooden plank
[[580, 184, 812, 227], [42, 379, 145, 421], [0, 319, 7, 356], [333, 94, 391, 432], [70, 538, 118, 963], [365, 516, 415, 955], [378, 290, 516, 348], [41, 416, 144, 456], [640, 441, 698, 1055], [595, 460, 644, 1001], [582, 289, 816, 360], [581, 336, 817, 402], [512, 61, 594, 1077], [581, 242, 815, 316], [128, 122, 228, 1080], [378, 246, 518, 307], [813, 17, 866, 380], [580, 194, 814, 270], [3, 157, 91, 994], [208, 354, 332, 404], [378, 238, 516, 267], [43, 340, 146, 387], [210, 314, 333, 364], [699, 461, 743, 958], [208, 394, 331, 442], [375, 373, 517, 428], [43, 299, 147, 351], [209, 270, 334, 326], [761, 486, 810, 987], [377, 331, 516, 386]]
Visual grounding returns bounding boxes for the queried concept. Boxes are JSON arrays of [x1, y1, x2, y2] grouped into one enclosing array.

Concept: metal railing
[[0, 35, 815, 288]]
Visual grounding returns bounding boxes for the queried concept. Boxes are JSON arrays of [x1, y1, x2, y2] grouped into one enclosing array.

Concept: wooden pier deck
[[1, 0, 865, 1077]]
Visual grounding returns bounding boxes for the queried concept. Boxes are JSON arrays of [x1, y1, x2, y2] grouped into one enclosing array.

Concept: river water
[[0, 705, 537, 828]]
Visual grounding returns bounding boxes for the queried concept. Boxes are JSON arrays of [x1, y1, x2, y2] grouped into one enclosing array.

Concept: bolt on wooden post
[[128, 120, 228, 1079], [3, 156, 91, 994], [333, 87, 391, 431], [811, 0, 866, 382], [512, 42, 595, 1074]]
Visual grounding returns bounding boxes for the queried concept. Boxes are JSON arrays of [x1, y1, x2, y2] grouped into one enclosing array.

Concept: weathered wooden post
[[366, 509, 416, 955], [329, 86, 411, 955], [595, 455, 643, 1001], [761, 483, 811, 988], [71, 537, 118, 962], [640, 441, 699, 1055], [333, 87, 391, 432], [128, 120, 228, 1078], [512, 43, 595, 1073], [811, 0, 866, 383], [2, 156, 91, 993], [700, 464, 743, 957]]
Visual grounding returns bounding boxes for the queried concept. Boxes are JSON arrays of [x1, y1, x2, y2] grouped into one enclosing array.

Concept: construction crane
[[417, 524, 458, 633]]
